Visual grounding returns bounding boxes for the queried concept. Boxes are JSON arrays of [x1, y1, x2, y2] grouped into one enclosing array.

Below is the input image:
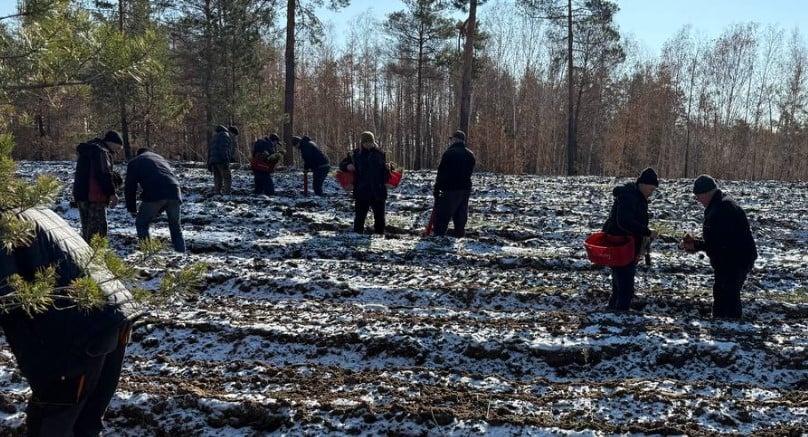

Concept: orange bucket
[[387, 170, 403, 188], [584, 232, 635, 266]]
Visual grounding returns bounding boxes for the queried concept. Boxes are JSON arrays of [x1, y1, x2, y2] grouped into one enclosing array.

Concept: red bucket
[[584, 232, 635, 266], [336, 170, 354, 190], [250, 157, 276, 173], [387, 170, 403, 188]]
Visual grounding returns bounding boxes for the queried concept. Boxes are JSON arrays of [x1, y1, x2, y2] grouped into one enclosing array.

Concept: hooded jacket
[[299, 137, 329, 170], [0, 207, 141, 387], [340, 147, 389, 202], [207, 127, 233, 165], [72, 139, 117, 203], [695, 189, 758, 272], [434, 141, 476, 195], [602, 182, 652, 254]]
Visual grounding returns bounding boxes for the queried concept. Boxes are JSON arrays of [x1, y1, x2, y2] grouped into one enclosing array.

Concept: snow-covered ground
[[1, 161, 806, 435]]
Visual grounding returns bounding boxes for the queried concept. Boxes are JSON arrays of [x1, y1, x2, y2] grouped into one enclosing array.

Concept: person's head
[[215, 125, 227, 133], [636, 167, 659, 199], [291, 136, 301, 147], [228, 125, 239, 136], [693, 174, 718, 207], [268, 133, 280, 142], [136, 147, 150, 156], [360, 131, 375, 149], [450, 130, 466, 143], [102, 130, 124, 153]]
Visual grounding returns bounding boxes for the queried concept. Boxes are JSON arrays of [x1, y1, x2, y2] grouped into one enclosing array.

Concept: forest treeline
[[1, 0, 806, 180]]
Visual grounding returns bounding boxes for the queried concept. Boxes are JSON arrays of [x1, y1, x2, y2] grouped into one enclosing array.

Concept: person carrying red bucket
[[339, 131, 391, 235], [595, 167, 660, 312]]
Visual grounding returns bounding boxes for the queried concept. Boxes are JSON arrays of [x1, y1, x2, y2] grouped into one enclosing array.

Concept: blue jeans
[[135, 199, 185, 252], [608, 261, 637, 310]]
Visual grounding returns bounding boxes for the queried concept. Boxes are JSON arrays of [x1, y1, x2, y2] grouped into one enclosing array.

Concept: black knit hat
[[636, 167, 659, 186], [291, 136, 301, 145], [693, 174, 717, 194], [228, 125, 239, 136], [450, 130, 466, 142], [268, 133, 280, 141], [102, 130, 124, 145]]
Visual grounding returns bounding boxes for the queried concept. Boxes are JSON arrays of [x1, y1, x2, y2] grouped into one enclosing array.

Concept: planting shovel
[[424, 205, 435, 236]]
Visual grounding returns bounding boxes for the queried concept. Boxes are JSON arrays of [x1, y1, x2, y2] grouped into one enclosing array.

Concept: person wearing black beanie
[[680, 175, 757, 319], [600, 167, 660, 312]]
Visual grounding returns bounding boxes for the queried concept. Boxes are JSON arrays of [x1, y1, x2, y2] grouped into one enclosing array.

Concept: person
[[207, 125, 233, 195], [72, 130, 124, 242], [227, 125, 239, 162], [340, 131, 390, 234], [252, 133, 282, 195], [0, 206, 141, 436], [601, 167, 660, 312], [680, 175, 757, 319], [124, 147, 186, 252], [432, 130, 476, 237], [292, 135, 330, 196]]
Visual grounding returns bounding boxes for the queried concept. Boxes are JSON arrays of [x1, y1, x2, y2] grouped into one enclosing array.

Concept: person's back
[[353, 147, 388, 201], [702, 190, 757, 271], [299, 136, 329, 170], [208, 127, 232, 165], [436, 142, 475, 192], [0, 207, 139, 435], [73, 138, 115, 203], [125, 150, 182, 210]]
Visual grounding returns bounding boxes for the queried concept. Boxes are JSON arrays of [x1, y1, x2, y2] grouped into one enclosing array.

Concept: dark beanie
[[268, 133, 280, 141], [102, 130, 124, 145], [291, 136, 301, 145], [228, 125, 239, 136], [215, 125, 227, 133], [693, 174, 717, 194], [451, 130, 466, 142], [636, 167, 659, 186]]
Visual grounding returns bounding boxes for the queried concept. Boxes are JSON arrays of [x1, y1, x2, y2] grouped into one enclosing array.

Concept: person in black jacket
[[252, 133, 282, 195], [292, 135, 330, 196], [124, 148, 185, 252], [72, 130, 124, 242], [680, 175, 757, 319], [340, 131, 389, 234], [0, 207, 140, 436], [601, 167, 659, 311], [432, 130, 476, 237]]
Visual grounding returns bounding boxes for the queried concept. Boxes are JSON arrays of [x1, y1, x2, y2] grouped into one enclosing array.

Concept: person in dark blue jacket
[[0, 207, 141, 436], [432, 130, 476, 237], [681, 175, 757, 319], [601, 167, 659, 311], [339, 131, 390, 234], [124, 148, 185, 252], [207, 125, 233, 195], [292, 135, 330, 196]]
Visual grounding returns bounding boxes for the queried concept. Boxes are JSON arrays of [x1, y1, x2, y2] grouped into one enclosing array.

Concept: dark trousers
[[25, 329, 128, 437], [354, 197, 386, 234], [77, 201, 108, 243], [212, 163, 231, 194], [712, 267, 747, 319], [254, 171, 275, 195], [433, 189, 471, 237], [312, 165, 329, 196], [608, 261, 637, 310]]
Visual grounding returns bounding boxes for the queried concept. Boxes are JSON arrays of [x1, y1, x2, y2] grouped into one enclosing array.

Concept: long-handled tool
[[424, 205, 435, 236]]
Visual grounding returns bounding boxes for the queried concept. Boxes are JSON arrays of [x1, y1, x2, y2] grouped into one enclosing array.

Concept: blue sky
[[1, 0, 805, 56]]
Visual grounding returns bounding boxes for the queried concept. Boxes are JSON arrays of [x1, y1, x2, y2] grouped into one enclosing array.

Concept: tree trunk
[[565, 0, 576, 176], [458, 0, 477, 135], [283, 0, 296, 164]]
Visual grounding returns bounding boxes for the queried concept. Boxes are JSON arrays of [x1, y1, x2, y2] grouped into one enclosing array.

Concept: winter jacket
[[434, 141, 476, 195], [299, 137, 329, 170], [0, 207, 141, 387], [253, 138, 277, 157], [207, 130, 233, 165], [124, 151, 183, 214], [602, 182, 652, 254], [694, 190, 758, 272], [72, 139, 117, 203], [340, 147, 389, 202]]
